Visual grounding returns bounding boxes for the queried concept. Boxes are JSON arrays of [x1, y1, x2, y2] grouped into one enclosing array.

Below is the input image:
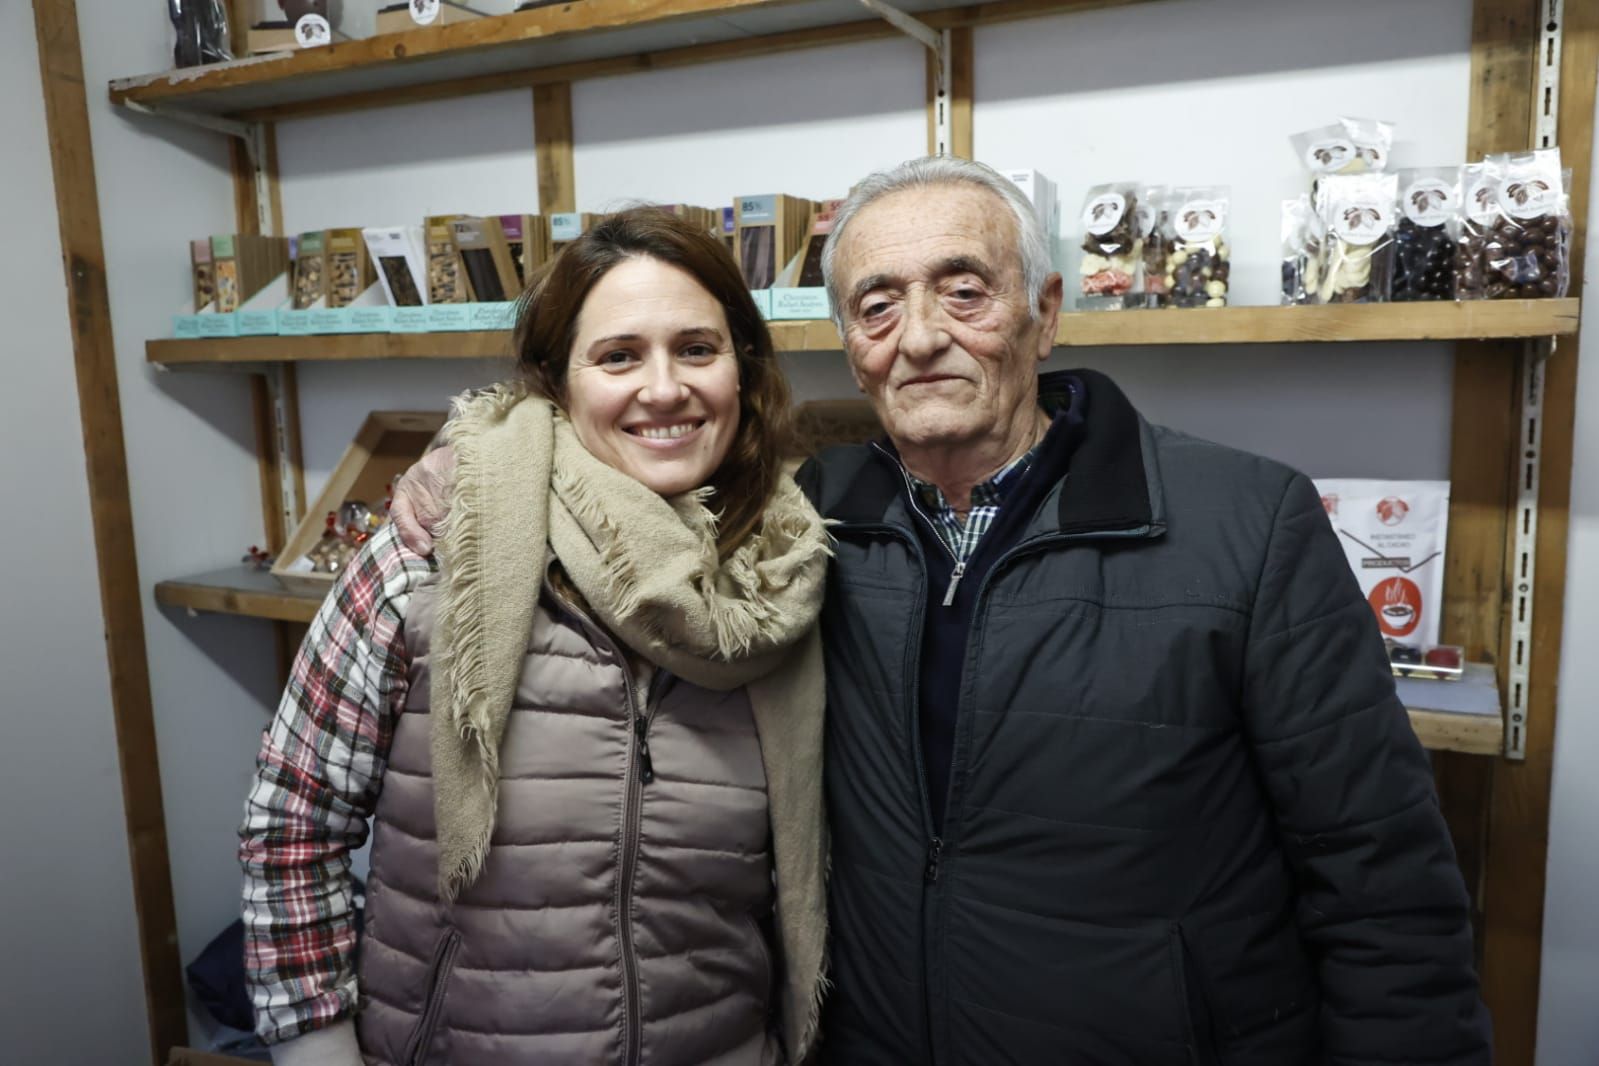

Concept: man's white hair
[[820, 156, 1053, 332]]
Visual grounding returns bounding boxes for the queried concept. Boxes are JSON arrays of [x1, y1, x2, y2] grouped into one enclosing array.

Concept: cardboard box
[[291, 231, 327, 310], [363, 225, 429, 307], [211, 234, 289, 313], [777, 198, 843, 289], [325, 228, 376, 308], [271, 412, 447, 596], [734, 194, 815, 291], [498, 213, 551, 286], [549, 212, 598, 248], [190, 238, 216, 311], [452, 217, 521, 302], [424, 215, 471, 304]]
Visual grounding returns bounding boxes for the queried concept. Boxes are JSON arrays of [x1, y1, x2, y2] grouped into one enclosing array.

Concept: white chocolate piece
[[1205, 297, 1226, 307], [1205, 280, 1227, 297], [1080, 253, 1110, 274]]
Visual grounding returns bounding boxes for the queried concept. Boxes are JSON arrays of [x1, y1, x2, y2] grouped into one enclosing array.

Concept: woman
[[240, 209, 831, 1066]]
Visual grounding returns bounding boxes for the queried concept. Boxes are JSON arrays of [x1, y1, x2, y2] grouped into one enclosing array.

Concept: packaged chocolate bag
[[1077, 182, 1142, 309], [1159, 187, 1230, 308], [1453, 161, 1501, 300], [1481, 148, 1572, 299], [1315, 479, 1450, 654], [1391, 167, 1460, 302], [1313, 172, 1398, 303], [1279, 196, 1325, 306], [1138, 185, 1168, 308]]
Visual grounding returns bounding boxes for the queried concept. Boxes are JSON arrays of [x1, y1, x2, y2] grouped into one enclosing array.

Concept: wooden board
[[1476, 2, 1599, 1059], [107, 0, 1160, 122], [533, 81, 575, 213], [31, 0, 187, 1059], [145, 299, 1581, 367]]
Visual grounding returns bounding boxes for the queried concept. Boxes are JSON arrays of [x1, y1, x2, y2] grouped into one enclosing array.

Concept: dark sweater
[[888, 377, 1087, 831]]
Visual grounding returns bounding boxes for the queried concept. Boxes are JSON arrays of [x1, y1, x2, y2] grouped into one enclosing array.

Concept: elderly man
[[394, 157, 1490, 1064]]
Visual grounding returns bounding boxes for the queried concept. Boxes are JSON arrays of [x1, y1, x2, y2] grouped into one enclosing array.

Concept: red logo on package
[[1321, 494, 1339, 517], [1369, 576, 1422, 638], [1376, 497, 1409, 526]]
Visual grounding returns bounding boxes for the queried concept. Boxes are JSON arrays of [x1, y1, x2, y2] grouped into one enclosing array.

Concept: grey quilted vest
[[356, 577, 782, 1066]]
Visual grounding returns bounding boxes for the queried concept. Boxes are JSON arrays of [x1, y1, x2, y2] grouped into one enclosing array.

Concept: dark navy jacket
[[797, 370, 1490, 1066]]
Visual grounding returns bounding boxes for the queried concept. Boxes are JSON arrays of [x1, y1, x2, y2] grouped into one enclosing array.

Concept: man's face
[[831, 183, 1062, 456]]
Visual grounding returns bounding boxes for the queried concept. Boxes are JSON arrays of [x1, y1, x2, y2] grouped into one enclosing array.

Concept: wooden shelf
[[109, 0, 1137, 123], [154, 567, 1505, 754], [146, 299, 1579, 368], [155, 566, 321, 624]]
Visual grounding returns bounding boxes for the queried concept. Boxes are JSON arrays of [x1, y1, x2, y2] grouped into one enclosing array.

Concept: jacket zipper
[[406, 928, 462, 1066], [834, 490, 1154, 1066], [542, 579, 662, 1066]]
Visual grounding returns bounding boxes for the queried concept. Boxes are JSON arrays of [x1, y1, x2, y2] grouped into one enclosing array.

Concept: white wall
[[43, 0, 1599, 1055], [1535, 88, 1599, 1066], [0, 3, 151, 1062]]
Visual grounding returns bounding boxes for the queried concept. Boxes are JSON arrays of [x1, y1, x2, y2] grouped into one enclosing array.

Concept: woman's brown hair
[[512, 207, 792, 556]]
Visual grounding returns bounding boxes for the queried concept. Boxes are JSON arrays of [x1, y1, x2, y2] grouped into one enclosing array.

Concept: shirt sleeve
[[239, 525, 434, 1045]]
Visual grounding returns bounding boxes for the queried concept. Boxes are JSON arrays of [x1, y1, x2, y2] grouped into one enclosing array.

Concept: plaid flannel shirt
[[906, 444, 1041, 563], [239, 523, 435, 1045]]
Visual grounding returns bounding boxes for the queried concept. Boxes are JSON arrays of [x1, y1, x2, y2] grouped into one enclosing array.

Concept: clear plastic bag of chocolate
[[1453, 162, 1501, 300], [1077, 183, 1143, 310], [167, 0, 233, 67], [1138, 186, 1169, 308], [1480, 149, 1572, 299], [1290, 117, 1393, 182], [1159, 188, 1230, 309], [1391, 167, 1460, 302], [1313, 173, 1398, 303], [1279, 196, 1324, 306]]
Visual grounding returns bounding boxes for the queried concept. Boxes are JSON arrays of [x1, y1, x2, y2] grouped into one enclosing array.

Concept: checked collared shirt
[[906, 443, 1043, 563]]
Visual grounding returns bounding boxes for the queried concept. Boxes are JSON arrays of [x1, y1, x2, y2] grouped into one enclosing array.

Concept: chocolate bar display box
[[734, 194, 815, 291], [272, 411, 446, 596], [173, 234, 289, 338]]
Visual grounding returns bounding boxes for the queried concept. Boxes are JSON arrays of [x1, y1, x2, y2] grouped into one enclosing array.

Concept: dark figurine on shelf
[[241, 545, 275, 571]]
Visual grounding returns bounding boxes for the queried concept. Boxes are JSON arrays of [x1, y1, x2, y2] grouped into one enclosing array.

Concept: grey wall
[[0, 2, 151, 1061]]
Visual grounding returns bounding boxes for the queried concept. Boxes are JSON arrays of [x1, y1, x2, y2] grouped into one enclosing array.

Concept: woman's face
[[565, 256, 742, 497]]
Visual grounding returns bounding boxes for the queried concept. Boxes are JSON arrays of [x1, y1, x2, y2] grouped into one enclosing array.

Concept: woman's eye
[[599, 350, 635, 367], [681, 344, 715, 360]]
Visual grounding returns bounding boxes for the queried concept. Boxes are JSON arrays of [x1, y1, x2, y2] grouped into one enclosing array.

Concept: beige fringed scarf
[[429, 384, 832, 1061]]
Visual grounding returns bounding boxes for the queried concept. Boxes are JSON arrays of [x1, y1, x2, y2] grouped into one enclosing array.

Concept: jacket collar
[[829, 369, 1164, 541]]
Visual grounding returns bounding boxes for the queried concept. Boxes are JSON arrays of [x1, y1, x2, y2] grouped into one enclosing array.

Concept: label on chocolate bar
[[1331, 197, 1393, 245], [1081, 192, 1127, 236], [1498, 175, 1560, 220], [1401, 178, 1457, 227], [1172, 199, 1225, 243], [1304, 137, 1357, 174]]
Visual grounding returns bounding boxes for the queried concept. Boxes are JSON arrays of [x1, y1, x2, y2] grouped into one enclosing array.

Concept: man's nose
[[638, 353, 690, 406], [898, 288, 949, 362]]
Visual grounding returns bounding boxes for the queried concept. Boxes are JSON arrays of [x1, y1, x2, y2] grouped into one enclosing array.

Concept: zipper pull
[[924, 837, 944, 883], [942, 561, 966, 607], [635, 715, 654, 785]]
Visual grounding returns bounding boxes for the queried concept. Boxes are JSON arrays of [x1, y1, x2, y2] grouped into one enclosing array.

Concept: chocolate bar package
[[498, 214, 551, 287], [325, 228, 376, 308], [210, 233, 289, 312], [451, 217, 521, 302], [292, 230, 327, 310], [362, 226, 428, 307], [424, 215, 470, 304], [734, 194, 814, 291]]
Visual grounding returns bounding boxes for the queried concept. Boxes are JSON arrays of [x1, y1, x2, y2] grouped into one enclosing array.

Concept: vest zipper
[[541, 577, 659, 1066]]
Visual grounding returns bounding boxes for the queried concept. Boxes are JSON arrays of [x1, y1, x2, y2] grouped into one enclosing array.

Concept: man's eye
[[861, 300, 891, 319], [950, 287, 984, 302]]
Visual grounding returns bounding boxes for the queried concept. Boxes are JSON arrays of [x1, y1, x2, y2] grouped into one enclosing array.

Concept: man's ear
[[1035, 272, 1064, 362]]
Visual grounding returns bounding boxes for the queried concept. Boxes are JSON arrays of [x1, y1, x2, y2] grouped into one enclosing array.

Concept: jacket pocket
[[403, 927, 462, 1066]]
